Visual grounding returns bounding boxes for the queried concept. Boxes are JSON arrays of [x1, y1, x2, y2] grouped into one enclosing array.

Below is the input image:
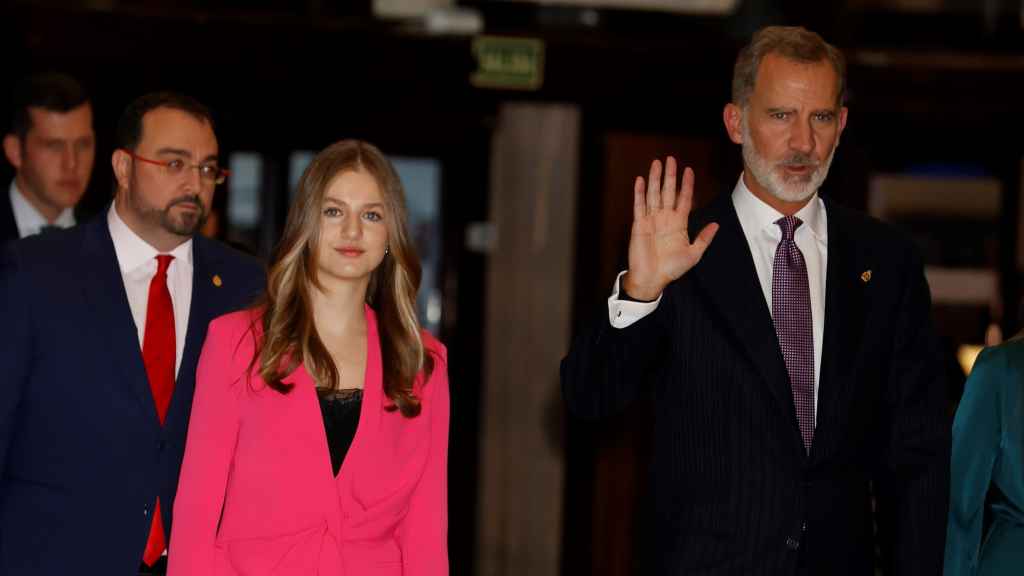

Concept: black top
[[316, 388, 363, 477]]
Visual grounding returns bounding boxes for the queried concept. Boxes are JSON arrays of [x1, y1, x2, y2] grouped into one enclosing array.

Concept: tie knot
[[155, 254, 174, 277], [775, 216, 802, 242]]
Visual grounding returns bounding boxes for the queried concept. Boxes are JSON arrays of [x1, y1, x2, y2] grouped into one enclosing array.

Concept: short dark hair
[[115, 91, 216, 151], [732, 26, 846, 108], [9, 72, 90, 139]]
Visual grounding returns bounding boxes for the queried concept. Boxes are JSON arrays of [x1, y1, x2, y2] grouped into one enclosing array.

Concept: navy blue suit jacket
[[0, 192, 19, 244], [0, 214, 265, 575]]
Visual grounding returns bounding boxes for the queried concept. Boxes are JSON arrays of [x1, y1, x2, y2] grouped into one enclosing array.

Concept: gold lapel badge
[[212, 274, 223, 287], [860, 270, 872, 283]]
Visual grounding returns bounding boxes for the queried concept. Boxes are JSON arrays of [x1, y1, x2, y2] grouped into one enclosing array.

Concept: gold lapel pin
[[212, 274, 223, 287], [860, 270, 872, 283]]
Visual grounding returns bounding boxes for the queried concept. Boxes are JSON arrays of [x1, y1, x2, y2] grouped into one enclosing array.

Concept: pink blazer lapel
[[281, 304, 385, 560], [338, 304, 383, 483], [277, 362, 344, 538]]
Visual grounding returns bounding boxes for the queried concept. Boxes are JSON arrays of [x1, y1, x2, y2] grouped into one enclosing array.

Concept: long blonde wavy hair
[[249, 139, 434, 417]]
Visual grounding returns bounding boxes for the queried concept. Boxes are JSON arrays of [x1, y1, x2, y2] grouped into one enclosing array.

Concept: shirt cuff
[[608, 270, 661, 329]]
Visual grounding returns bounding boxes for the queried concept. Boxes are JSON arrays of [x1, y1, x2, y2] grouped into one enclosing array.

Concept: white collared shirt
[[9, 179, 75, 238], [608, 174, 828, 413], [107, 204, 193, 377]]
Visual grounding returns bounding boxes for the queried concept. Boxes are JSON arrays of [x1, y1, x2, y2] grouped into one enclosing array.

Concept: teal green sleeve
[[944, 347, 1005, 575]]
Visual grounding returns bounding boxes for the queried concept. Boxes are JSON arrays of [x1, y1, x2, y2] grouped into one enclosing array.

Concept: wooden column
[[476, 102, 579, 576]]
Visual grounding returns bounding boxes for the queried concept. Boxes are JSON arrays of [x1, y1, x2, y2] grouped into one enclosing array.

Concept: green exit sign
[[471, 36, 545, 91]]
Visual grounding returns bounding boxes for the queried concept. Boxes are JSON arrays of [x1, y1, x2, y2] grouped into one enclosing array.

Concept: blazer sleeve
[[0, 245, 30, 489], [560, 279, 674, 420], [396, 341, 450, 576], [167, 317, 246, 575], [944, 346, 1005, 576], [873, 247, 952, 576]]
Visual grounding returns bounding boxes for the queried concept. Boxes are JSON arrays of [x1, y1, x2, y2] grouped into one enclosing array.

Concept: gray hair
[[732, 26, 846, 107]]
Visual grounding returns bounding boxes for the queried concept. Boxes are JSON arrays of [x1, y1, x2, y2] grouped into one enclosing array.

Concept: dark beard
[[160, 195, 207, 236]]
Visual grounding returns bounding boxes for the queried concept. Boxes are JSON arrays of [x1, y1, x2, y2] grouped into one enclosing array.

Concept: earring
[[385, 245, 390, 256]]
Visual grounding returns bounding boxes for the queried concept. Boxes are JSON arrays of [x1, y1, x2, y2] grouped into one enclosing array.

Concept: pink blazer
[[168, 306, 449, 575]]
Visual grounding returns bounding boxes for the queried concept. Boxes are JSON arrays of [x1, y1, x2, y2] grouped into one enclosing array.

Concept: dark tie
[[772, 216, 815, 452], [141, 255, 175, 567], [38, 225, 61, 235]]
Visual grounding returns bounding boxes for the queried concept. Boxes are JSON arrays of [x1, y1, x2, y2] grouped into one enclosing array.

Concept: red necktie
[[142, 254, 175, 566]]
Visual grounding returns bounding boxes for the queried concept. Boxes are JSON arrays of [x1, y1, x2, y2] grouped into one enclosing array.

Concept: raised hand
[[623, 157, 719, 301]]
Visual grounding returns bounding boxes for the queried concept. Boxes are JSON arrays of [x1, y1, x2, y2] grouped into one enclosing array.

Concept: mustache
[[167, 194, 204, 210], [778, 154, 819, 168]]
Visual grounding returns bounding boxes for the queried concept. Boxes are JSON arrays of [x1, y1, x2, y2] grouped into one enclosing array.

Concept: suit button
[[785, 536, 800, 551]]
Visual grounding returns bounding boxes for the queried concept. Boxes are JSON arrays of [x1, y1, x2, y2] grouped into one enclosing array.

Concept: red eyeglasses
[[121, 149, 230, 185]]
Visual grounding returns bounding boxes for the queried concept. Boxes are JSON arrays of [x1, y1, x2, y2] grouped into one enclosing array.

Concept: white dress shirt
[[107, 204, 193, 378], [9, 179, 75, 238], [608, 174, 828, 414]]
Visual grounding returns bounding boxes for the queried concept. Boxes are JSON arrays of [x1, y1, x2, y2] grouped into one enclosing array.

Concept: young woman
[[168, 140, 449, 575]]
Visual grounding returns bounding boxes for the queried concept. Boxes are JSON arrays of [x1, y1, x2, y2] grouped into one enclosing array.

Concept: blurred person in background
[[169, 139, 449, 575], [2, 72, 94, 242]]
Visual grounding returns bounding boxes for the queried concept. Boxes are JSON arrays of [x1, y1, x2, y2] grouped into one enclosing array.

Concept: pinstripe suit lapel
[[692, 195, 805, 454], [811, 199, 868, 462]]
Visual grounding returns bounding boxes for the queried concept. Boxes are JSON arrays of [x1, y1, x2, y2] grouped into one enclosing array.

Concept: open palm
[[624, 157, 719, 301]]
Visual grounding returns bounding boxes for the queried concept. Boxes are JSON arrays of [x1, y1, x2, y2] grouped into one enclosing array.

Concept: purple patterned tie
[[773, 216, 815, 452]]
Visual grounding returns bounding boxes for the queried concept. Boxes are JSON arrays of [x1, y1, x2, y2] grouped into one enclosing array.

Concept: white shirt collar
[[731, 173, 827, 243], [107, 203, 193, 274], [9, 179, 76, 238]]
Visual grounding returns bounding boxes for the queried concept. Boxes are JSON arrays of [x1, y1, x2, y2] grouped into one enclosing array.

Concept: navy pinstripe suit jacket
[[562, 191, 950, 575]]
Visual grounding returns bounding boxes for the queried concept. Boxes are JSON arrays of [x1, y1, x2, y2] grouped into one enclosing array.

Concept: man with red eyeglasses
[[0, 92, 265, 575], [1, 72, 95, 242]]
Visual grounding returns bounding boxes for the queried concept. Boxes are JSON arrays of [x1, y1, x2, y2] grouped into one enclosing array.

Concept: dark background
[[3, 1, 1020, 573]]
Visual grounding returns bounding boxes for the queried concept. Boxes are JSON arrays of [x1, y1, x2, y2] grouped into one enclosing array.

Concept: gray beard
[[741, 118, 836, 203]]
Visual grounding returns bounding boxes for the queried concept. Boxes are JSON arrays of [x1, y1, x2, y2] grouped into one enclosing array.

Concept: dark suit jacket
[[562, 191, 950, 575], [0, 182, 99, 244], [0, 190, 18, 244], [0, 214, 265, 575]]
